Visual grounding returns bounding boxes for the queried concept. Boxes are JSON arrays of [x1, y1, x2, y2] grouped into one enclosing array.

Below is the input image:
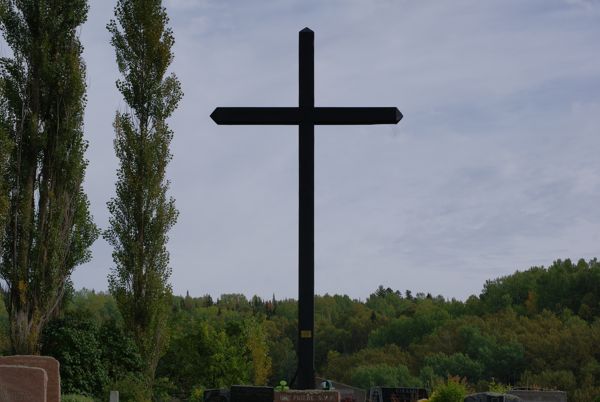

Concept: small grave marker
[[231, 385, 274, 402], [275, 390, 340, 402], [368, 387, 429, 402], [204, 388, 231, 402], [0, 365, 47, 402], [507, 390, 567, 402]]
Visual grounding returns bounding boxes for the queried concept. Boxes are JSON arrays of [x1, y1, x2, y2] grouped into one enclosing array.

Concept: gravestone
[[204, 388, 230, 402], [338, 388, 364, 402], [231, 385, 274, 402], [0, 355, 60, 402], [507, 389, 567, 402], [110, 390, 120, 402], [0, 364, 47, 402], [316, 377, 366, 402], [368, 387, 429, 402], [465, 393, 522, 402], [275, 390, 341, 402]]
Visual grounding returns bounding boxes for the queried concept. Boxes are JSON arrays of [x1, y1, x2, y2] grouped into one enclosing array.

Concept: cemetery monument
[[211, 27, 402, 390]]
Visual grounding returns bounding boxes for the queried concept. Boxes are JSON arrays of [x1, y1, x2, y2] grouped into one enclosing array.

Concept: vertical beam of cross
[[298, 27, 315, 390], [210, 27, 402, 390]]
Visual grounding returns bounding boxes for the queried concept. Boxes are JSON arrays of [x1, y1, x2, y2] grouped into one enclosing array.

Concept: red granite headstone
[[0, 356, 59, 402], [275, 390, 341, 402], [0, 365, 47, 402]]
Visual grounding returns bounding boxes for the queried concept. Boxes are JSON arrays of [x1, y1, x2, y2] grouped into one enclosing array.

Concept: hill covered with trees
[[1, 258, 599, 402]]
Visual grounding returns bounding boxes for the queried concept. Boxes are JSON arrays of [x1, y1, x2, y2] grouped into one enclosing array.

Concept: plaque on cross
[[211, 27, 402, 389]]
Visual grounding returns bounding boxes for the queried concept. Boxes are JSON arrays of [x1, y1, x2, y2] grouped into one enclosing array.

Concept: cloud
[[67, 0, 600, 301]]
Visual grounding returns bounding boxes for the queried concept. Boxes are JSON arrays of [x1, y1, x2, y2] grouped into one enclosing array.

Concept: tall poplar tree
[[105, 0, 182, 387], [0, 0, 98, 354], [0, 120, 10, 249]]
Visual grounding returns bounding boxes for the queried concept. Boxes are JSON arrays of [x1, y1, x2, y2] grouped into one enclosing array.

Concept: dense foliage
[[105, 0, 182, 391], [0, 259, 599, 402], [0, 119, 9, 252], [429, 379, 468, 402], [0, 0, 98, 354]]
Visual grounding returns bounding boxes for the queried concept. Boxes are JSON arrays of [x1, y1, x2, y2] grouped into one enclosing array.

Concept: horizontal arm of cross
[[315, 107, 402, 125], [211, 108, 300, 125], [210, 107, 402, 125]]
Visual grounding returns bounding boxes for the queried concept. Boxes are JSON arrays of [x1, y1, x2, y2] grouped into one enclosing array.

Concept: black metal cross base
[[211, 28, 402, 390]]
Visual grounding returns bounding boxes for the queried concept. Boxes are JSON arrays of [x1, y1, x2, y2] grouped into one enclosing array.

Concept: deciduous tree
[[105, 0, 182, 389], [0, 0, 98, 354], [0, 120, 10, 247]]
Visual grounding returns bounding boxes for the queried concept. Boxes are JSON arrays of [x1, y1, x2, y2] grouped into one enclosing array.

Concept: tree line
[[0, 258, 599, 401]]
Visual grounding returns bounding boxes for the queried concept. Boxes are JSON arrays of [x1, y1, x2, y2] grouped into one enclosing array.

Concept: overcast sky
[[63, 0, 600, 301]]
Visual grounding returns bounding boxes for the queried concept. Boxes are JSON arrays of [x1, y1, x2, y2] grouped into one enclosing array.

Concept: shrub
[[430, 379, 468, 402], [42, 315, 108, 396]]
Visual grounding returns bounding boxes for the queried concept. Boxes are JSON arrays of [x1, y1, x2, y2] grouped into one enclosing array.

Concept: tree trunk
[[10, 307, 41, 355]]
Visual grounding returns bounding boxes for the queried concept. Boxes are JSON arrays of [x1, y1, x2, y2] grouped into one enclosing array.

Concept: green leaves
[[480, 258, 600, 319], [0, 120, 12, 248], [0, 0, 97, 354], [350, 363, 420, 389], [107, 0, 182, 123], [429, 379, 468, 402], [41, 292, 143, 399], [105, 0, 181, 387], [423, 353, 484, 383]]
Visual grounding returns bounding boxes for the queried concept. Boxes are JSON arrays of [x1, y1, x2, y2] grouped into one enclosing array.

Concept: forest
[[1, 258, 599, 402]]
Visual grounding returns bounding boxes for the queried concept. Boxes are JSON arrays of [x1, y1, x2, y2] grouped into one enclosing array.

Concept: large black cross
[[211, 28, 402, 389]]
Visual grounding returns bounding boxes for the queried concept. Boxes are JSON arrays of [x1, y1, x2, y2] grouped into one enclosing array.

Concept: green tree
[[0, 114, 9, 354], [41, 313, 142, 398], [104, 0, 182, 391], [245, 319, 272, 385], [263, 317, 296, 384], [41, 314, 108, 396], [0, 0, 98, 354], [366, 286, 410, 318], [323, 345, 410, 385], [0, 297, 10, 353], [98, 319, 144, 385], [0, 117, 10, 249], [369, 300, 449, 348], [423, 353, 484, 383], [157, 321, 252, 398], [350, 363, 420, 389], [520, 369, 577, 393]]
